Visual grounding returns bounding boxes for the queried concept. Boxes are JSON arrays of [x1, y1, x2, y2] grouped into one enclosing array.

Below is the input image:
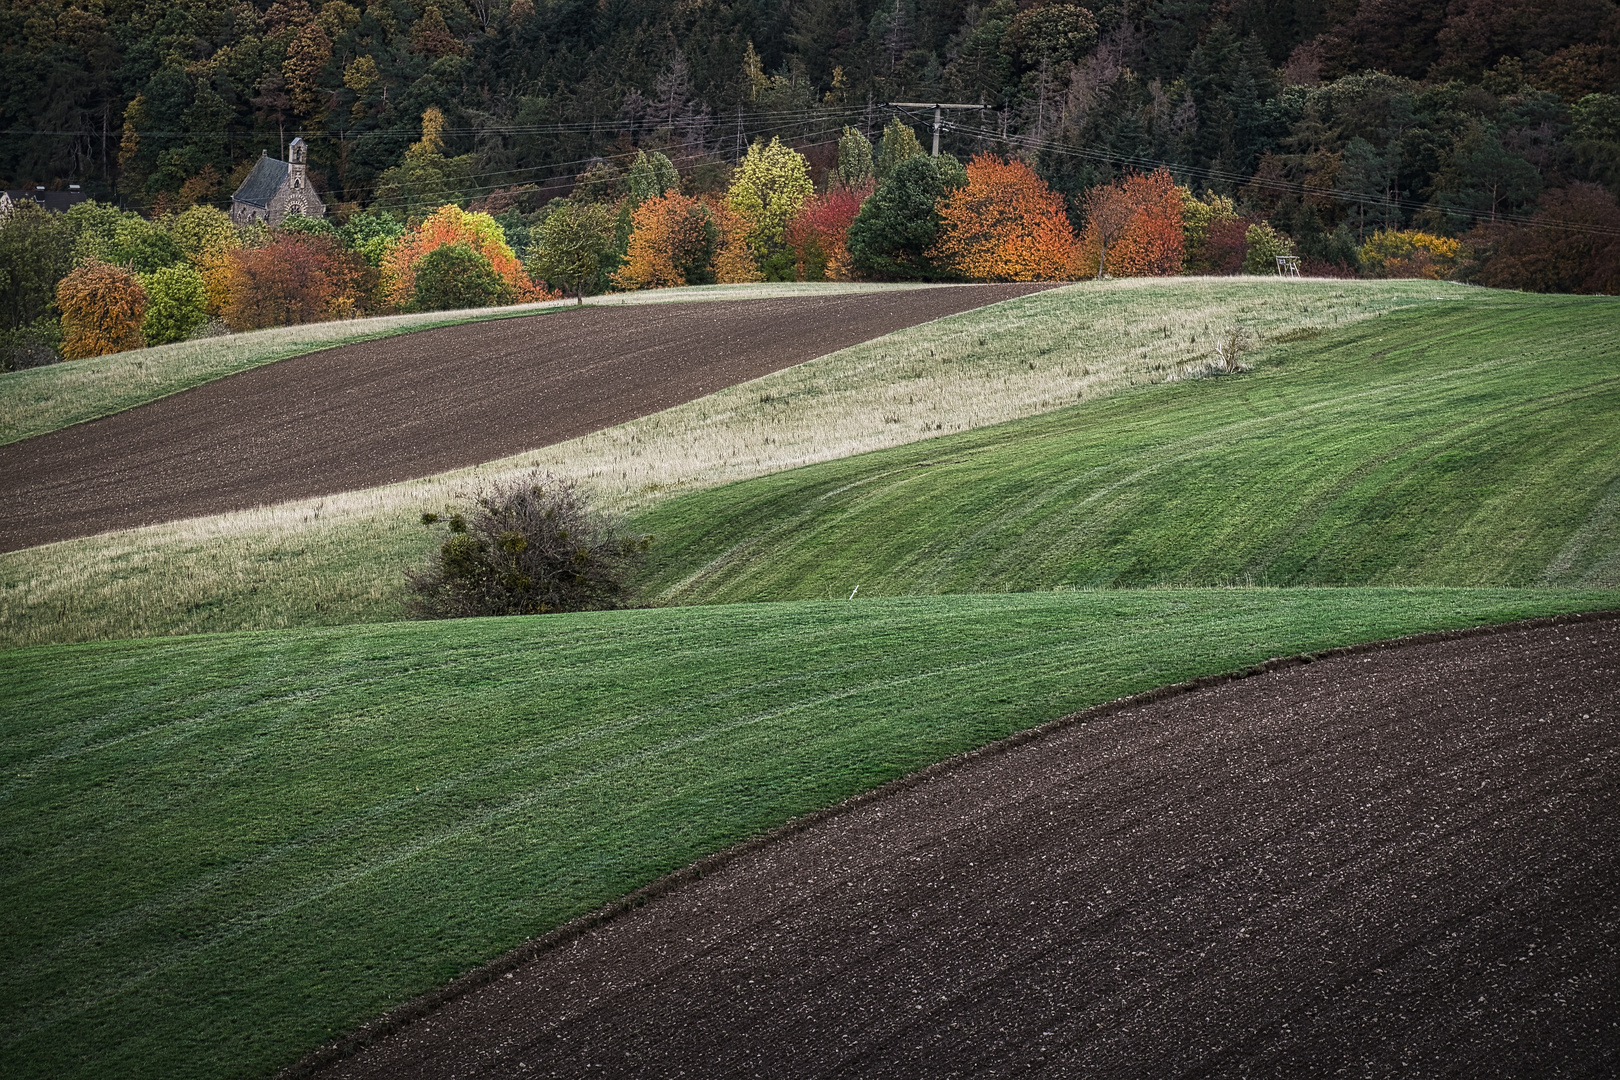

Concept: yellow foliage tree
[[726, 137, 813, 260], [1358, 230, 1465, 279]]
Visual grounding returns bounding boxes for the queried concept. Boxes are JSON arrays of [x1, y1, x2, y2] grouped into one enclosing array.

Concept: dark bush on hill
[[409, 472, 650, 618], [411, 242, 509, 311]]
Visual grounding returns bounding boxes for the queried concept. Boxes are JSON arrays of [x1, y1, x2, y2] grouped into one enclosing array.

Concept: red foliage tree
[[932, 156, 1079, 281], [223, 234, 366, 330], [1077, 168, 1186, 278], [1470, 182, 1620, 295], [784, 183, 871, 281], [58, 259, 148, 359]]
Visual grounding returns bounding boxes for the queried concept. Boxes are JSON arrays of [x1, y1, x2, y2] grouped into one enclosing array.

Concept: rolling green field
[[637, 295, 1620, 604], [3, 587, 1615, 1080], [0, 277, 1462, 647]]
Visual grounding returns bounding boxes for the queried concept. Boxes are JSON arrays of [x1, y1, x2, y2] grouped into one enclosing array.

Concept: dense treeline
[[5, 0, 1617, 217], [2, 0, 1619, 367]]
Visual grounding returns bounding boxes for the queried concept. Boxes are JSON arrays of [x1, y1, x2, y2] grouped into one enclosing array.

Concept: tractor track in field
[[0, 285, 1046, 552], [307, 614, 1620, 1079]]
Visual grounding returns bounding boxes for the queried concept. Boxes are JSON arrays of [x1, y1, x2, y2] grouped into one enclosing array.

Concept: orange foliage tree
[[707, 198, 764, 284], [382, 204, 539, 308], [223, 234, 365, 331], [58, 259, 148, 359], [931, 156, 1079, 281], [1077, 168, 1185, 278], [785, 183, 870, 281], [613, 193, 717, 289]]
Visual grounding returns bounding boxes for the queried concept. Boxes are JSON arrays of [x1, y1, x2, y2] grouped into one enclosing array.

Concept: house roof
[[3, 189, 89, 212], [233, 155, 289, 208]]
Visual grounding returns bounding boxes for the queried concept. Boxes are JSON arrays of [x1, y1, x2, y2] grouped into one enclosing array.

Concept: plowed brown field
[[316, 617, 1620, 1079], [0, 286, 1044, 552]]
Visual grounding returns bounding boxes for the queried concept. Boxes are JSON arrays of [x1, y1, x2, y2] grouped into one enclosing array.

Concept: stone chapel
[[229, 137, 326, 226]]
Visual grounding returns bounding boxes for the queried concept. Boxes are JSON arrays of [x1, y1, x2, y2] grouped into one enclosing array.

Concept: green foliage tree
[[836, 126, 875, 189], [1432, 119, 1542, 230], [625, 150, 681, 205], [847, 155, 948, 279], [1242, 222, 1296, 274], [164, 206, 237, 262], [528, 200, 617, 303], [727, 137, 814, 263], [341, 209, 406, 267], [106, 217, 184, 274], [935, 153, 968, 190], [140, 264, 209, 345], [279, 214, 340, 240], [0, 200, 74, 335], [371, 108, 475, 220], [875, 119, 926, 182], [409, 471, 649, 617], [411, 242, 509, 311]]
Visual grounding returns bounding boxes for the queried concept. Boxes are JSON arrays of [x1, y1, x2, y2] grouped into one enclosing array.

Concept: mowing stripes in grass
[[635, 296, 1620, 603], [2, 587, 1617, 1079]]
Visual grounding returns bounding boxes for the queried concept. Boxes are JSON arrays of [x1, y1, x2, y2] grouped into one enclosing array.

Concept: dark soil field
[[317, 617, 1619, 1079], [0, 286, 1042, 552]]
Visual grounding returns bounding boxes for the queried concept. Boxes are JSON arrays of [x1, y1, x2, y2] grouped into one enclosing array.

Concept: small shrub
[[409, 472, 650, 618]]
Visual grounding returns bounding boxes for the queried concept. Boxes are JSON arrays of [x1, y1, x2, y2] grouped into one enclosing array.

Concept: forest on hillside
[[5, 0, 1618, 230]]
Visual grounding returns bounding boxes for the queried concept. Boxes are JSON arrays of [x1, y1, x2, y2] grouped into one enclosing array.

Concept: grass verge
[[636, 294, 1620, 602], [0, 282, 942, 446], [1, 278, 1468, 646], [2, 587, 1615, 1080]]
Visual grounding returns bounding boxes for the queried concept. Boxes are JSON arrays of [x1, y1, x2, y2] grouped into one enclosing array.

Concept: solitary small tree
[[529, 201, 616, 303], [1081, 183, 1136, 279], [409, 471, 650, 617]]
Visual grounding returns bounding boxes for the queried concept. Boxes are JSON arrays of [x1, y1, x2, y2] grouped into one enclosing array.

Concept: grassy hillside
[[637, 295, 1620, 604], [3, 587, 1615, 1080], [0, 278, 1456, 647], [0, 282, 932, 446]]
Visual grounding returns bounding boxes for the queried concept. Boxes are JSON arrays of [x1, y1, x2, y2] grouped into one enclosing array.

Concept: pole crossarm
[[886, 102, 992, 156]]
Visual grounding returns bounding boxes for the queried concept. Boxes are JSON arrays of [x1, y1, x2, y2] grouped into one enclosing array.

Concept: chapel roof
[[233, 154, 290, 208]]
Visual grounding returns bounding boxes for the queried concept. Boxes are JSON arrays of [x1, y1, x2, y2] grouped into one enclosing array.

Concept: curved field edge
[[1, 587, 1616, 1080], [288, 605, 1620, 1080], [0, 282, 942, 446], [636, 294, 1620, 603], [0, 278, 1469, 647]]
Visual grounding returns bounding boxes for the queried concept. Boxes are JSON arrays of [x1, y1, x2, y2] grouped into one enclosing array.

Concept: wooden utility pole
[[887, 102, 991, 156]]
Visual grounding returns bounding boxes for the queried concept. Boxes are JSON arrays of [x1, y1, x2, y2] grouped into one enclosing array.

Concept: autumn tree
[[613, 193, 718, 289], [372, 109, 476, 220], [785, 184, 871, 281], [932, 155, 1079, 281], [708, 199, 766, 284], [727, 137, 814, 272], [1077, 169, 1185, 278], [1357, 229, 1463, 279], [1178, 188, 1239, 273], [224, 234, 362, 330], [383, 204, 536, 308], [58, 260, 148, 359], [1469, 183, 1620, 294], [1242, 223, 1296, 274]]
